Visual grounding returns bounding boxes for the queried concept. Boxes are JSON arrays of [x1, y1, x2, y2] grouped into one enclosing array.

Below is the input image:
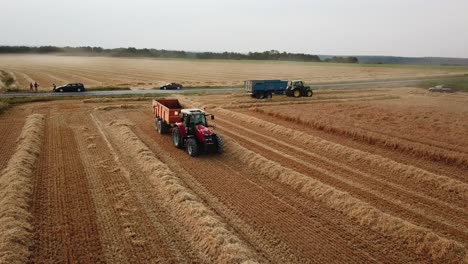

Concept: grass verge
[[417, 76, 468, 92]]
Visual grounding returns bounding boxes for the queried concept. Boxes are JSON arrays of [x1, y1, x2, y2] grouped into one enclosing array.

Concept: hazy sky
[[2, 0, 468, 57]]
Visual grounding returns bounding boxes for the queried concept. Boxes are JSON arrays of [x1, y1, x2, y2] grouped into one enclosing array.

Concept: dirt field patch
[[0, 87, 467, 263]]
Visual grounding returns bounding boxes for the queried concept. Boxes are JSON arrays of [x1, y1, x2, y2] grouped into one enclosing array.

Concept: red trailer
[[152, 98, 183, 134], [152, 98, 224, 157]]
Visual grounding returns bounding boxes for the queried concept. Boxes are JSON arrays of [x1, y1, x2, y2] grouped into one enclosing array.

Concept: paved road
[[0, 87, 242, 98], [0, 77, 454, 98]]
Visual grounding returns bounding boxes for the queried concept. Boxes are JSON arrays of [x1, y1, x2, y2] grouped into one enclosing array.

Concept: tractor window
[[294, 81, 303, 87], [190, 114, 206, 126]]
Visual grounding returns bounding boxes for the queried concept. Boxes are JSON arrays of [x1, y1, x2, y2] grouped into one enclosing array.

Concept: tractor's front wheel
[[172, 128, 183, 148], [306, 90, 313, 97], [187, 138, 199, 157], [293, 89, 301, 97], [215, 135, 224, 154]]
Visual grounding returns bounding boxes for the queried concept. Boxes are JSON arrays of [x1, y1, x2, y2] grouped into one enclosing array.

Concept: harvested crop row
[[252, 107, 468, 168], [223, 137, 466, 263], [104, 121, 259, 263], [223, 95, 400, 109], [216, 92, 389, 106], [0, 119, 26, 171], [215, 108, 468, 203], [83, 97, 149, 103], [95, 104, 145, 111], [0, 114, 45, 264]]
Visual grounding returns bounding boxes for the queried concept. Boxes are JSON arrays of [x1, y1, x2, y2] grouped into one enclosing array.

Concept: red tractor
[[152, 99, 223, 157]]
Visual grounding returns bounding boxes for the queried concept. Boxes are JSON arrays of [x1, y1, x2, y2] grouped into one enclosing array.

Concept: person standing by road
[[34, 82, 38, 92], [53, 83, 56, 90], [29, 82, 33, 92]]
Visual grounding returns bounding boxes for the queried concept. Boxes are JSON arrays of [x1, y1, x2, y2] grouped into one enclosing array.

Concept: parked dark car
[[428, 85, 455, 93], [53, 83, 86, 92], [160, 83, 183, 90]]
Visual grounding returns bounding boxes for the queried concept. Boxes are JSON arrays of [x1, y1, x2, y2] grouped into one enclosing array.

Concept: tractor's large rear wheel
[[172, 128, 184, 148], [215, 135, 224, 154], [187, 138, 199, 157]]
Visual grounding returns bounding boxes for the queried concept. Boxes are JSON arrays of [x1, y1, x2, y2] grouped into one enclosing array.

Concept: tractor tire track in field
[[30, 114, 105, 263]]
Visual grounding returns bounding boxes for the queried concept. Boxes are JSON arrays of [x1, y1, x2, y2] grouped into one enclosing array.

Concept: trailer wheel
[[215, 135, 224, 154], [255, 93, 264, 99], [155, 118, 160, 131], [187, 138, 199, 157], [161, 122, 168, 134], [157, 120, 164, 134], [172, 128, 183, 148], [306, 90, 313, 97], [293, 89, 301, 97], [266, 92, 272, 99]]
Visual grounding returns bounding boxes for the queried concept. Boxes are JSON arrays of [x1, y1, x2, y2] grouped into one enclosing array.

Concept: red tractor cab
[[172, 109, 224, 157]]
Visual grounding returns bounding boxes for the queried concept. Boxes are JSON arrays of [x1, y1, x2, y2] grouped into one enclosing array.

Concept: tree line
[[0, 46, 358, 63]]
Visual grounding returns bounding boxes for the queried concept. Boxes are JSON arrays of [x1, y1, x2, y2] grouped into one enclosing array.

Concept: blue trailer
[[244, 80, 288, 99]]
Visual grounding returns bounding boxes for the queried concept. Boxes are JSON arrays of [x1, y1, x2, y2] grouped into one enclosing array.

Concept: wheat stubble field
[[1, 54, 468, 90], [0, 86, 467, 263]]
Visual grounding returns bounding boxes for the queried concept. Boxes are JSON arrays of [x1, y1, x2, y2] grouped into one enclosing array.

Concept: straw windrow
[[0, 114, 45, 264]]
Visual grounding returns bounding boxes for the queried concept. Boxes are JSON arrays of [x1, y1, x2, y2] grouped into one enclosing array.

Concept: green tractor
[[285, 80, 313, 98]]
